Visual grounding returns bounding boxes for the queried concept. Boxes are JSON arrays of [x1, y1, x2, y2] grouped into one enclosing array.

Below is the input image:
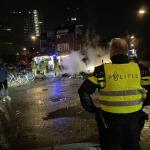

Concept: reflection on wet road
[[2, 75, 150, 150], [8, 78, 99, 149]]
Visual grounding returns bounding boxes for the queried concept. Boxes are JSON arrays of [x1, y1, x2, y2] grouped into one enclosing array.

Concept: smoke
[[61, 51, 86, 74], [61, 35, 111, 75], [86, 46, 110, 71]]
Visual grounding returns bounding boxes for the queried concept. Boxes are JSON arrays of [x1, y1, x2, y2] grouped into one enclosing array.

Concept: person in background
[[129, 56, 150, 136], [31, 59, 37, 77], [40, 60, 46, 76], [0, 58, 11, 102], [54, 58, 61, 76], [78, 38, 150, 150]]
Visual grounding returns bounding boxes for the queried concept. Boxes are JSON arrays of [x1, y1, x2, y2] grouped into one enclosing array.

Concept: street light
[[136, 6, 150, 59], [23, 47, 27, 51], [138, 7, 147, 18], [138, 9, 146, 15], [31, 35, 36, 41], [130, 35, 135, 39], [128, 34, 137, 49], [30, 35, 37, 52], [130, 43, 135, 48]]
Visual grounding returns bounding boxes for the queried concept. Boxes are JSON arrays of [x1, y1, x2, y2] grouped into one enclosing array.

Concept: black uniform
[[78, 54, 150, 150]]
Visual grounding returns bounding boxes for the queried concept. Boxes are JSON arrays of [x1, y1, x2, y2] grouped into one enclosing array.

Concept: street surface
[[0, 76, 150, 150]]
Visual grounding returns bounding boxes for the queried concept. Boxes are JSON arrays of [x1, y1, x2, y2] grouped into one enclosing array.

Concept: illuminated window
[[56, 35, 61, 39], [6, 28, 12, 31], [71, 17, 77, 21], [33, 9, 40, 36], [56, 43, 70, 51]]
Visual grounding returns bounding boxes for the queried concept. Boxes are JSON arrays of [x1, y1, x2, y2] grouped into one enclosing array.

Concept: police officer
[[31, 59, 37, 77], [135, 61, 150, 134], [40, 60, 46, 76], [78, 38, 150, 150], [128, 55, 150, 131], [54, 58, 61, 76]]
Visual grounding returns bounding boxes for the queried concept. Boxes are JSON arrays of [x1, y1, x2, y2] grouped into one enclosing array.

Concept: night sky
[[1, 0, 150, 36]]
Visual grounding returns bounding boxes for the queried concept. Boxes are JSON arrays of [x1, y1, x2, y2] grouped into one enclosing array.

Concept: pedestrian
[[78, 38, 150, 150], [0, 58, 11, 102]]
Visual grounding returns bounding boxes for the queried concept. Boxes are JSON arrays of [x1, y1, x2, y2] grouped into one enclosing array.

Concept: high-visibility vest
[[98, 62, 146, 114], [31, 61, 36, 69], [40, 61, 46, 70], [54, 60, 59, 69]]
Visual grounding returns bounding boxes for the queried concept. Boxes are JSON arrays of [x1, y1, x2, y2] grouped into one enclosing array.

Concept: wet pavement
[[7, 78, 99, 149], [0, 77, 150, 150]]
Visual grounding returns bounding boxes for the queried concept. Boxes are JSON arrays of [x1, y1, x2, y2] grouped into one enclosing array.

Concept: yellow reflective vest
[[31, 61, 37, 69], [89, 62, 147, 114], [40, 61, 46, 70]]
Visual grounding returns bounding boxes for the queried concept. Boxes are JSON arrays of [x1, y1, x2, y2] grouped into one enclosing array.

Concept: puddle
[[59, 90, 67, 92], [49, 97, 71, 103]]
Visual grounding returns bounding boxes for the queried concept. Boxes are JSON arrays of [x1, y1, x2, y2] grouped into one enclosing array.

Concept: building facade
[[55, 24, 83, 54], [24, 9, 45, 40], [0, 10, 25, 62]]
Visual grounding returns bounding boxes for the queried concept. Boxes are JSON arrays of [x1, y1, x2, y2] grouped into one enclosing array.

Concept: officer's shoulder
[[93, 64, 105, 77], [94, 62, 112, 71], [94, 64, 104, 71], [138, 63, 146, 68], [138, 63, 148, 70], [137, 63, 150, 76]]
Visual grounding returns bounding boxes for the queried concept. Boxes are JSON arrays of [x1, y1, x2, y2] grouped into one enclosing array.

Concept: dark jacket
[[78, 54, 150, 113], [0, 63, 7, 82]]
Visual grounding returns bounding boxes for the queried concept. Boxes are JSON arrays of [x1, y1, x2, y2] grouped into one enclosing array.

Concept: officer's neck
[[111, 54, 129, 64]]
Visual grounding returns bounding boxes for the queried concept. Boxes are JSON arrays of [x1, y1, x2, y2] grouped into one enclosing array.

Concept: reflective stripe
[[97, 77, 105, 81], [141, 76, 150, 86], [141, 80, 150, 86], [99, 82, 105, 88], [88, 76, 98, 85], [99, 89, 145, 96], [99, 99, 143, 106], [141, 76, 150, 80]]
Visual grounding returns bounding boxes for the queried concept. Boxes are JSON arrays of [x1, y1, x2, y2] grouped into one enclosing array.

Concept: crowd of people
[[31, 57, 62, 77]]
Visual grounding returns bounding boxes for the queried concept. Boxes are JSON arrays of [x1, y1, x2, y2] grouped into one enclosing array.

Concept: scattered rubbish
[[76, 111, 82, 114], [42, 88, 48, 91]]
